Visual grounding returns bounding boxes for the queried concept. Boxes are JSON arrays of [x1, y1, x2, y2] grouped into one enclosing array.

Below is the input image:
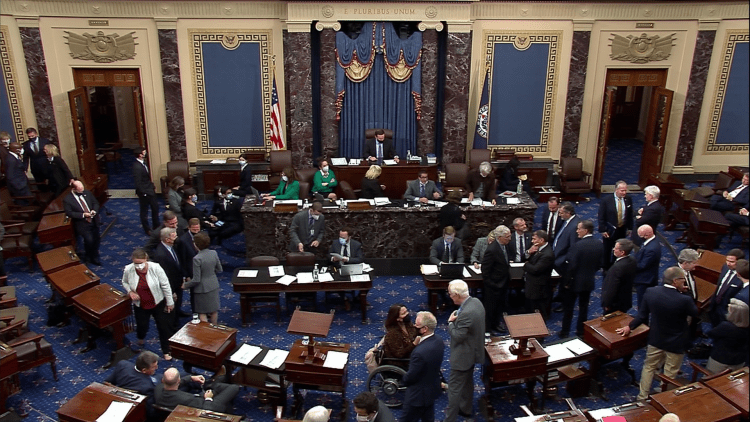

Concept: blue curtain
[[336, 22, 421, 159]]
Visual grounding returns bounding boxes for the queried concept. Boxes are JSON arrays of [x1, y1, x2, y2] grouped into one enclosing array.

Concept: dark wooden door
[[67, 87, 98, 175], [592, 86, 617, 194], [639, 87, 674, 186]]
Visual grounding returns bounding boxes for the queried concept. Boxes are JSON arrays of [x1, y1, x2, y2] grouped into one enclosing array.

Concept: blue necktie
[[420, 184, 425, 197]]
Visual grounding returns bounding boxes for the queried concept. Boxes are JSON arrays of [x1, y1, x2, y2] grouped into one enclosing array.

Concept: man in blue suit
[[5, 142, 33, 202], [402, 311, 444, 422], [560, 220, 603, 337], [710, 173, 749, 212], [733, 259, 749, 305], [709, 249, 746, 326], [633, 225, 661, 309], [617, 267, 698, 400], [105, 351, 162, 398], [598, 181, 633, 270], [541, 197, 562, 242], [429, 226, 464, 265], [21, 127, 51, 186], [551, 202, 580, 310], [329, 227, 364, 310]]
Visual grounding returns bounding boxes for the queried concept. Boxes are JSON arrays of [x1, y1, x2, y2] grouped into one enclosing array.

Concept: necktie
[[617, 197, 624, 227], [420, 183, 425, 197], [443, 242, 450, 263], [342, 244, 348, 257], [142, 161, 149, 173], [548, 213, 556, 240], [686, 271, 696, 300], [32, 141, 38, 153], [717, 270, 735, 302], [501, 244, 509, 263], [377, 142, 383, 160], [170, 247, 179, 264], [553, 219, 569, 249], [516, 235, 523, 262], [77, 194, 92, 223]]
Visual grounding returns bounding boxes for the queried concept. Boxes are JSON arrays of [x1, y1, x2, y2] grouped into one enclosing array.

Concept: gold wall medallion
[[609, 32, 676, 63], [64, 30, 138, 63]]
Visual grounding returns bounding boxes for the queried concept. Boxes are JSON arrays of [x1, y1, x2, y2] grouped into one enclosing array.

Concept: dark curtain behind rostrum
[[336, 22, 422, 159]]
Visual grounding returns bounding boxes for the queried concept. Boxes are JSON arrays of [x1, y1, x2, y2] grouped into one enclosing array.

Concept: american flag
[[269, 73, 285, 150]]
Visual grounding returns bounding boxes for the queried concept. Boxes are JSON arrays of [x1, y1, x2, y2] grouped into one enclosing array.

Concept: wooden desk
[[169, 321, 237, 372], [666, 189, 710, 231], [694, 276, 717, 311], [56, 381, 147, 422], [539, 337, 599, 409], [586, 401, 664, 422], [226, 343, 288, 414], [195, 160, 270, 198], [483, 337, 548, 416], [37, 212, 74, 247], [728, 166, 748, 181], [71, 284, 133, 366], [232, 267, 372, 324], [647, 173, 685, 210], [701, 368, 749, 418], [47, 264, 99, 305], [166, 404, 242, 422], [331, 162, 437, 198], [687, 208, 730, 250], [583, 312, 648, 384], [36, 245, 81, 276], [42, 188, 69, 215], [694, 249, 726, 283], [0, 345, 18, 414], [649, 382, 741, 422], [514, 409, 588, 422], [284, 339, 349, 420]]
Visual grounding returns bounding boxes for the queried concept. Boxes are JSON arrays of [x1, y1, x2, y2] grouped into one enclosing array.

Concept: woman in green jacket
[[262, 166, 300, 200]]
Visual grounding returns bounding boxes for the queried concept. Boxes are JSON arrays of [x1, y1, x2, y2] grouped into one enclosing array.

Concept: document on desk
[[544, 343, 576, 363], [323, 350, 349, 369], [510, 262, 525, 268], [462, 267, 472, 278], [297, 272, 314, 283], [275, 199, 303, 206], [318, 272, 334, 282], [382, 159, 398, 166], [95, 401, 133, 422], [237, 270, 258, 278], [362, 263, 374, 273], [431, 200, 448, 208], [551, 269, 560, 277], [275, 275, 296, 286], [268, 265, 285, 277], [209, 159, 227, 164], [330, 157, 347, 166], [230, 344, 263, 365], [350, 274, 370, 282], [563, 338, 594, 355], [506, 197, 521, 205], [260, 349, 289, 369], [470, 266, 482, 274], [374, 197, 391, 206], [421, 264, 439, 275]]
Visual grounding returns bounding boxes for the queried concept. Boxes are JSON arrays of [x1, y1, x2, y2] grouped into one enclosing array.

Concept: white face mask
[[282, 175, 288, 182], [135, 263, 146, 271], [339, 237, 347, 245], [356, 415, 370, 422], [322, 166, 329, 173], [191, 195, 198, 203], [225, 193, 233, 200], [239, 159, 246, 165], [311, 213, 320, 220]]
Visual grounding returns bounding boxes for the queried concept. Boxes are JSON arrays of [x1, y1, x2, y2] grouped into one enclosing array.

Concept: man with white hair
[[402, 311, 444, 422], [633, 185, 663, 246], [445, 280, 485, 422], [633, 225, 661, 309], [302, 405, 331, 422], [465, 161, 497, 204], [482, 225, 511, 333], [63, 180, 102, 266], [155, 367, 239, 413]]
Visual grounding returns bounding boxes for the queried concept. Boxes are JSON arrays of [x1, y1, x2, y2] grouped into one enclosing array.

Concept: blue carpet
[[602, 138, 642, 186], [104, 148, 137, 190], [3, 190, 744, 421]]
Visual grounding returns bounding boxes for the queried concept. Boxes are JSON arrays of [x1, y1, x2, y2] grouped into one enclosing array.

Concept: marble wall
[[675, 30, 716, 167], [318, 29, 338, 167], [19, 27, 57, 143], [158, 29, 187, 161], [417, 29, 439, 156], [561, 31, 591, 158], [441, 31, 471, 164], [284, 30, 314, 168]]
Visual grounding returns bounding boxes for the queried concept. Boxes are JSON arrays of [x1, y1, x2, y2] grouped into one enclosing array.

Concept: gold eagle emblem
[[64, 31, 137, 63], [609, 33, 676, 63]]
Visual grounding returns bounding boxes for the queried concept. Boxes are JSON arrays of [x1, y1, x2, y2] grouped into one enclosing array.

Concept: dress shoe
[[558, 331, 570, 338], [90, 258, 102, 266], [458, 411, 473, 418], [552, 304, 564, 313], [81, 343, 97, 353]]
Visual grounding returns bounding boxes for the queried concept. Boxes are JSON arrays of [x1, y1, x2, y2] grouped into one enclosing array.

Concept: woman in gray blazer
[[182, 232, 222, 324], [167, 176, 188, 229]]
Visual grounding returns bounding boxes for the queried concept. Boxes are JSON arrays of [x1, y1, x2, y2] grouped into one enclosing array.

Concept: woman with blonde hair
[[360, 165, 385, 199], [43, 143, 74, 197]]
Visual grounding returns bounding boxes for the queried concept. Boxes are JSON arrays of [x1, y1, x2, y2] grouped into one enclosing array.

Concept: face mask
[[356, 416, 370, 422], [282, 175, 288, 182], [322, 166, 329, 173], [225, 193, 233, 200], [191, 195, 198, 203], [239, 159, 246, 165], [445, 236, 454, 243], [311, 214, 320, 220], [1, 141, 8, 147], [135, 263, 146, 271], [339, 237, 347, 245]]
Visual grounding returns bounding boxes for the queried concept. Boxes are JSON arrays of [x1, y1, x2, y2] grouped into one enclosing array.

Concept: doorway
[[592, 69, 673, 193]]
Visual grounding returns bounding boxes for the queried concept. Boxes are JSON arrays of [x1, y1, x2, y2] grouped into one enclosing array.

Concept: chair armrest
[[656, 373, 683, 391], [1, 219, 24, 226], [7, 333, 44, 348], [0, 320, 27, 340], [689, 361, 712, 382], [2, 222, 24, 230], [0, 298, 18, 308]]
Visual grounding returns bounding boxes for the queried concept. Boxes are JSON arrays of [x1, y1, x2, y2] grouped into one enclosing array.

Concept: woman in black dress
[[43, 144, 74, 197], [360, 165, 385, 199], [181, 187, 212, 230]]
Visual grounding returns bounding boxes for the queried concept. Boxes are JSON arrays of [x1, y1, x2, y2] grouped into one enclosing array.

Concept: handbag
[[364, 337, 385, 373]]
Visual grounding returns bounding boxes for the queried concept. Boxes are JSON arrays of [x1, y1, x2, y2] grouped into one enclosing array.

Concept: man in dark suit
[[289, 201, 325, 253], [133, 146, 159, 235], [598, 181, 633, 270], [144, 211, 183, 255], [155, 367, 239, 413], [209, 186, 244, 245], [152, 227, 189, 319], [551, 202, 580, 310], [404, 170, 442, 203], [175, 218, 202, 313], [329, 227, 364, 310], [724, 202, 749, 230], [617, 267, 698, 400], [21, 127, 51, 186], [709, 248, 745, 326], [353, 391, 396, 422], [104, 351, 162, 399], [63, 180, 101, 266], [429, 226, 464, 265], [560, 220, 602, 337], [733, 259, 749, 306], [364, 129, 399, 163], [402, 311, 444, 422], [482, 225, 511, 333], [232, 154, 254, 197], [601, 238, 637, 314], [507, 217, 532, 263], [523, 230, 555, 320], [633, 185, 663, 246], [710, 173, 749, 212], [5, 142, 33, 202], [541, 196, 562, 242], [633, 225, 661, 309], [445, 279, 485, 422]]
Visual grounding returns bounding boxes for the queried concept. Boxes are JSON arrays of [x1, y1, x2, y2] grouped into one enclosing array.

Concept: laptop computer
[[340, 263, 364, 276], [439, 263, 465, 279]]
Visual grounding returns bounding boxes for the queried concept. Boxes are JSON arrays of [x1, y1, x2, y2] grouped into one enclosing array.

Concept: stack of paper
[[275, 275, 296, 286], [296, 273, 314, 283], [543, 344, 576, 363], [236, 270, 258, 278], [229, 344, 262, 365], [374, 197, 390, 206], [323, 351, 349, 369], [260, 349, 289, 369], [420, 265, 439, 275]]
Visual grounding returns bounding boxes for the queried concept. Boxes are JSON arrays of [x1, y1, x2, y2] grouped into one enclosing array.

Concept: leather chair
[[469, 149, 491, 171], [559, 157, 591, 201], [443, 163, 468, 196], [364, 128, 394, 140], [338, 180, 358, 200], [656, 361, 731, 392], [0, 319, 58, 382], [692, 171, 737, 198], [269, 150, 292, 190], [1, 221, 35, 269], [285, 252, 317, 312], [98, 141, 123, 169], [0, 287, 17, 309], [159, 161, 192, 200], [0, 188, 43, 221], [246, 255, 282, 322], [1, 200, 40, 236], [0, 305, 29, 331], [296, 168, 318, 199]]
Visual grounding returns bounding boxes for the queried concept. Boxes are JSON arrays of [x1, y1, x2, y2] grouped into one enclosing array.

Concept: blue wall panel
[[0, 72, 16, 142], [716, 41, 749, 145], [202, 42, 264, 148], [488, 43, 549, 146]]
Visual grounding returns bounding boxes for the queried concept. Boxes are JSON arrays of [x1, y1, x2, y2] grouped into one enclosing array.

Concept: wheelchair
[[366, 348, 410, 408]]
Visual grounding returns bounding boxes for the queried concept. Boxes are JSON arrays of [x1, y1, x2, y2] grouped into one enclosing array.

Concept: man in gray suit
[[289, 201, 325, 253], [403, 170, 442, 203], [445, 279, 485, 422]]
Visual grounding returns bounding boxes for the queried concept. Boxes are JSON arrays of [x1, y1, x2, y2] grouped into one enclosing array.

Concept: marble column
[[158, 29, 187, 161], [561, 31, 591, 158], [318, 29, 338, 166], [417, 29, 438, 156], [675, 30, 716, 167], [284, 30, 313, 168], [19, 27, 57, 142], [442, 31, 471, 164]]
